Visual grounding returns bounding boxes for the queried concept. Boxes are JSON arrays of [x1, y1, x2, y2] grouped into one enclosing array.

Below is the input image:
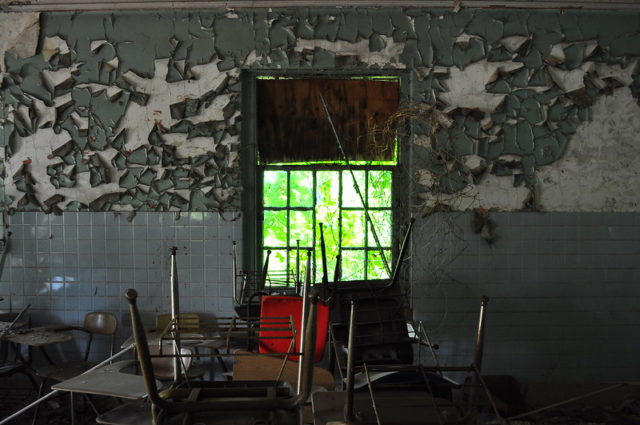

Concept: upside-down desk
[[51, 356, 163, 425], [1, 325, 72, 366], [51, 359, 160, 399]]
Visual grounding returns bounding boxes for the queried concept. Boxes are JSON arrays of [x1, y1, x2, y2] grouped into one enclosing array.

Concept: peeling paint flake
[[440, 61, 512, 113], [42, 36, 70, 62]]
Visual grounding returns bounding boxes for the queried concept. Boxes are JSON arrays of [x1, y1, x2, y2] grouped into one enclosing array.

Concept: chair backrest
[[258, 295, 330, 362], [84, 312, 118, 335], [83, 311, 118, 360]]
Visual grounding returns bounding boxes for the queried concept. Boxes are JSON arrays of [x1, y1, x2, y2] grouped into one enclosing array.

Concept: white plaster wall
[[536, 88, 640, 211]]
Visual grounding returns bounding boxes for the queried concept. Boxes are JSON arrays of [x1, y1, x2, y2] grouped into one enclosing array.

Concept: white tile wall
[[3, 209, 639, 385], [411, 212, 640, 385], [0, 211, 241, 362]]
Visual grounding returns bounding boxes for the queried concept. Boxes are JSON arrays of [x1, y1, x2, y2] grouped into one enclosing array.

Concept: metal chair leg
[[31, 379, 46, 425], [70, 393, 75, 425], [21, 369, 39, 393], [85, 394, 101, 416]]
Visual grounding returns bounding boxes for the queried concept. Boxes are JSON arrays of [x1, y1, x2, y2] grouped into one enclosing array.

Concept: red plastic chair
[[258, 296, 330, 362]]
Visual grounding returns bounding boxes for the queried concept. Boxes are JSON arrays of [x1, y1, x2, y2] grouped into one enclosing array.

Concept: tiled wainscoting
[[411, 212, 640, 385], [0, 211, 241, 361], [2, 209, 639, 386]]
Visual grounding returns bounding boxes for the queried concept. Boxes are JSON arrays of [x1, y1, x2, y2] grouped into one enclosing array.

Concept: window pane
[[263, 170, 287, 207], [341, 250, 365, 281], [342, 211, 365, 247], [266, 249, 288, 282], [290, 171, 313, 207], [298, 249, 314, 283], [288, 249, 306, 284], [317, 221, 339, 261], [367, 210, 392, 247], [316, 171, 340, 224], [368, 170, 392, 207], [314, 223, 340, 283], [290, 210, 313, 246], [263, 210, 287, 247], [261, 164, 392, 285], [367, 250, 391, 280], [342, 171, 365, 208]]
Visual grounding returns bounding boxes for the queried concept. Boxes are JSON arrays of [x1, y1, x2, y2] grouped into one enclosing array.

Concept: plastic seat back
[[83, 311, 118, 360], [258, 295, 329, 362], [84, 312, 118, 336]]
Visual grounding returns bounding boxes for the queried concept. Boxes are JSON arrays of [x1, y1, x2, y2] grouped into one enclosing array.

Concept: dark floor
[[3, 372, 640, 425], [0, 374, 118, 425]]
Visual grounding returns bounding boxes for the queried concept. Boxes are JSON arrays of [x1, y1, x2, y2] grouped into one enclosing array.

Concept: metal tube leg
[[297, 249, 312, 395], [70, 393, 75, 425], [31, 379, 46, 425], [469, 296, 490, 415], [23, 371, 39, 393], [344, 299, 357, 424], [170, 246, 182, 383], [363, 363, 382, 425], [85, 394, 100, 416]]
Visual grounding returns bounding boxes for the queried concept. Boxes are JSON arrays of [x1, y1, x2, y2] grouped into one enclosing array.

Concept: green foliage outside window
[[262, 168, 392, 284]]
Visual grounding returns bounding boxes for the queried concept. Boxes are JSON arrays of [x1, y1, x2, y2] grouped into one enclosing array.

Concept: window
[[262, 166, 393, 283], [254, 76, 399, 286]]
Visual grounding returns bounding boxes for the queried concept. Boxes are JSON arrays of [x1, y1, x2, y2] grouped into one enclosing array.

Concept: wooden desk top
[[52, 360, 160, 400], [2, 327, 73, 346], [232, 350, 335, 391]]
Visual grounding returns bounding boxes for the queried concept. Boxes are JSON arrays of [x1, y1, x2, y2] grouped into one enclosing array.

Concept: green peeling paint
[[1, 7, 639, 213]]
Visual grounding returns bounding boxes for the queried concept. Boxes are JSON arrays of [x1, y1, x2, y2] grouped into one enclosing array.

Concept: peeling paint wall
[[1, 11, 244, 214], [0, 8, 639, 214]]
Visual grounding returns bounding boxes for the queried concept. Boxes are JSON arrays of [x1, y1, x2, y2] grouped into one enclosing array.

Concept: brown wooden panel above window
[[257, 78, 399, 164]]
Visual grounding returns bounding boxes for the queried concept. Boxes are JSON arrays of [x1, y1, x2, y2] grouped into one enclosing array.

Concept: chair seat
[[232, 350, 335, 391], [37, 360, 94, 381]]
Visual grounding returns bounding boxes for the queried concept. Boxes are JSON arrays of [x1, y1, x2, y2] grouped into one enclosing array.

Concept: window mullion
[[286, 170, 291, 285], [312, 170, 317, 283], [364, 170, 369, 280], [338, 170, 343, 279]]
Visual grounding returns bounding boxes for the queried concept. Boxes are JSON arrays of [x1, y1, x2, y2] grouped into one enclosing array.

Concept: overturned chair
[[314, 296, 500, 425], [125, 288, 320, 425]]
